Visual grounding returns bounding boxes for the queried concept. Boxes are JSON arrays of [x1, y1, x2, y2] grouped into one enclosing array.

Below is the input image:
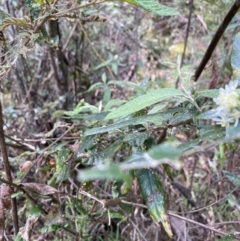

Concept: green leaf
[[197, 89, 240, 99], [121, 171, 134, 194], [85, 106, 192, 136], [85, 113, 164, 136], [103, 88, 111, 104], [196, 89, 220, 98], [14, 235, 25, 241], [124, 132, 149, 147], [75, 138, 123, 165], [87, 82, 104, 92], [199, 126, 225, 141], [104, 99, 127, 112], [78, 163, 130, 182], [121, 143, 182, 170], [177, 139, 201, 152], [64, 101, 98, 116], [222, 170, 240, 187], [148, 104, 166, 114], [101, 139, 123, 158], [112, 179, 133, 212], [26, 204, 42, 218], [105, 88, 184, 120], [148, 143, 181, 160], [64, 112, 107, 121], [218, 234, 235, 241], [231, 33, 240, 78], [24, 0, 41, 19], [55, 148, 71, 183], [197, 109, 218, 120], [135, 169, 173, 237], [226, 124, 240, 139]]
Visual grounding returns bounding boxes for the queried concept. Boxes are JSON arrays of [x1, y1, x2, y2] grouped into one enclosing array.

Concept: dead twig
[[0, 102, 19, 235], [175, 0, 194, 88]]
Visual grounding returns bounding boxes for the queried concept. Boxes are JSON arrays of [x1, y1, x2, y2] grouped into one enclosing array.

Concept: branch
[[194, 0, 240, 82], [168, 212, 227, 237]]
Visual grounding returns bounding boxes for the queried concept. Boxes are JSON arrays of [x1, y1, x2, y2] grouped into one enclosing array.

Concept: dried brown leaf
[[20, 183, 59, 195]]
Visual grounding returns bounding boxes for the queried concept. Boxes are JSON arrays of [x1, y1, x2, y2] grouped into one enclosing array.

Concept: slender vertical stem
[[175, 0, 194, 88], [0, 102, 19, 235]]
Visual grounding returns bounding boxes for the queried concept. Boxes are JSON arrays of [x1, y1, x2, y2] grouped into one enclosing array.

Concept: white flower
[[214, 80, 239, 111], [212, 80, 240, 128]]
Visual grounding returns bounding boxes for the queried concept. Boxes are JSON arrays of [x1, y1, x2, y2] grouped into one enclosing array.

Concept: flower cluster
[[213, 80, 240, 127]]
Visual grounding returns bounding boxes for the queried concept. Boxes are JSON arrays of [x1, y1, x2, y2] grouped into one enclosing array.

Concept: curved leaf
[[196, 89, 219, 98], [105, 88, 184, 120], [136, 169, 173, 237], [0, 17, 29, 31], [196, 89, 240, 99], [85, 113, 164, 136]]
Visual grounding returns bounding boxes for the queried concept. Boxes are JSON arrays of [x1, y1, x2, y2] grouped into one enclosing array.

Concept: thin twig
[[0, 102, 19, 235], [175, 0, 194, 88], [20, 124, 74, 182], [128, 218, 148, 241], [62, 22, 78, 51], [168, 212, 227, 236], [0, 178, 40, 207], [77, 19, 115, 79], [176, 187, 239, 214], [194, 0, 240, 82]]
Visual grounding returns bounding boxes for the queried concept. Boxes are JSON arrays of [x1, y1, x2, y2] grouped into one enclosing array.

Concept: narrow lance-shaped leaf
[[78, 163, 131, 182], [105, 88, 184, 120], [196, 89, 240, 99], [135, 168, 173, 237], [0, 17, 29, 32]]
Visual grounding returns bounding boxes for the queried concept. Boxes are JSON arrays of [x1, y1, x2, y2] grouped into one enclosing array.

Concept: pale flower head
[[212, 80, 240, 128], [213, 80, 239, 111]]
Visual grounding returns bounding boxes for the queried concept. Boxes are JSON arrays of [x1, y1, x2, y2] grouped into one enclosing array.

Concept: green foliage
[[78, 162, 131, 181], [105, 88, 184, 120], [24, 0, 41, 20], [218, 234, 235, 241], [223, 171, 240, 187], [0, 17, 29, 32], [2, 0, 240, 240]]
